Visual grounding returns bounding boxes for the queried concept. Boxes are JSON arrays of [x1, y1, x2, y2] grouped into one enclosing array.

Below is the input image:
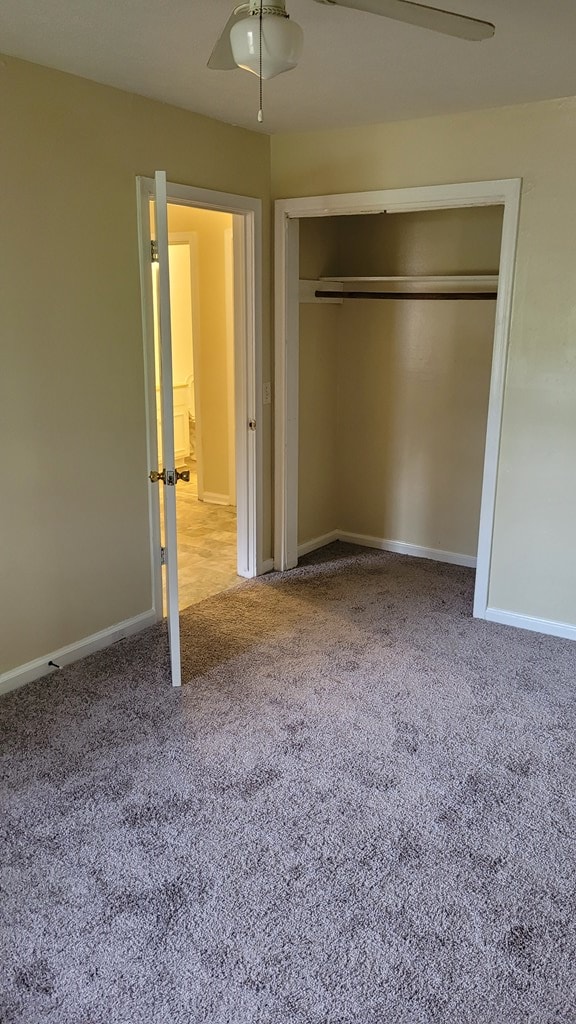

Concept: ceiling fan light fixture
[[230, 11, 304, 79]]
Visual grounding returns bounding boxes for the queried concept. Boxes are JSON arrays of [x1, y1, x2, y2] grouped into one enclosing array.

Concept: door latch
[[248, 419, 256, 431], [149, 468, 190, 485]]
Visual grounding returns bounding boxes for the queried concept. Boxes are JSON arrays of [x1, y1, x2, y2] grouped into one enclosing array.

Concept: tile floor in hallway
[[163, 463, 240, 610]]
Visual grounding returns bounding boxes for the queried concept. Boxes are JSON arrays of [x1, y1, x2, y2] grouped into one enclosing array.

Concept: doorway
[[154, 205, 239, 610], [274, 179, 522, 622]]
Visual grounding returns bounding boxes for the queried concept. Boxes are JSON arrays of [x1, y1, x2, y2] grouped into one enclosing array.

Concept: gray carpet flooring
[[1, 544, 575, 1023]]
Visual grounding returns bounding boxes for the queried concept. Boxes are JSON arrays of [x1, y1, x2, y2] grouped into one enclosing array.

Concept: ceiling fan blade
[[312, 0, 495, 41], [208, 4, 250, 70]]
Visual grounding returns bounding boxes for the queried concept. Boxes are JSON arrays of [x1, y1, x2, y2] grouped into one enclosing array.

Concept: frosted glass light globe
[[230, 14, 304, 79]]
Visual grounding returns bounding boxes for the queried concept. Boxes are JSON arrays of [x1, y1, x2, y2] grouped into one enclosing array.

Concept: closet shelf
[[319, 275, 499, 285], [300, 275, 499, 304]]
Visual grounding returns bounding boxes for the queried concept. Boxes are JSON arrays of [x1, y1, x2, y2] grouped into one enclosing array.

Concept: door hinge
[[165, 469, 176, 486], [151, 239, 159, 263], [160, 546, 166, 566]]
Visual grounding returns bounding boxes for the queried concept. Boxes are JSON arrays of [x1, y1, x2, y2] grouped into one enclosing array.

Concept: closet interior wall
[[298, 206, 504, 561]]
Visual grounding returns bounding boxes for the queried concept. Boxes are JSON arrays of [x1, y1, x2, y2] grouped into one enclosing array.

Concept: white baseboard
[[484, 607, 576, 643], [336, 531, 477, 568], [297, 530, 475, 567], [201, 492, 231, 506], [0, 609, 158, 697], [298, 531, 340, 557], [259, 558, 275, 574]]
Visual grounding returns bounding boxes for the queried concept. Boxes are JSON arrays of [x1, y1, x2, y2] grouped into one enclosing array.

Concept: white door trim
[[224, 225, 237, 507], [274, 178, 522, 622], [153, 170, 182, 687], [137, 178, 264, 613]]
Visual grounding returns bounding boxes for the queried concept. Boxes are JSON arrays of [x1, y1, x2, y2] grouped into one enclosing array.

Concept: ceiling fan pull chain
[[258, 0, 264, 122]]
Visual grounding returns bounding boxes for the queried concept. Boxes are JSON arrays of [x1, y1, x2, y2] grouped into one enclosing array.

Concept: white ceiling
[[2, 1, 576, 134]]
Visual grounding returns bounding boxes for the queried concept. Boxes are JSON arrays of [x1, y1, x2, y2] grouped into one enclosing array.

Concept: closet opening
[[275, 180, 521, 622]]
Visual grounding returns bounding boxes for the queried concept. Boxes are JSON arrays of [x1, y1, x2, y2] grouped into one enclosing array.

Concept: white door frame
[[137, 178, 264, 620], [224, 226, 237, 507], [274, 178, 522, 622]]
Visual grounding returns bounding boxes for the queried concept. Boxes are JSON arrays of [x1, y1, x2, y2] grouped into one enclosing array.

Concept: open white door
[[151, 171, 182, 688], [138, 175, 265, 649]]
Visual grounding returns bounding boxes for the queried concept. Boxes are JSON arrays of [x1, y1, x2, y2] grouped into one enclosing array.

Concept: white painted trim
[[473, 181, 522, 619], [274, 212, 300, 571], [0, 610, 157, 697], [154, 170, 182, 688], [297, 531, 340, 556], [233, 211, 258, 579], [224, 226, 236, 507], [136, 181, 163, 622], [320, 275, 499, 288], [298, 530, 475, 567], [485, 608, 576, 643], [301, 275, 498, 303], [260, 558, 275, 574], [202, 491, 232, 506], [299, 279, 343, 304], [337, 532, 477, 567], [277, 180, 517, 220], [274, 179, 522, 622]]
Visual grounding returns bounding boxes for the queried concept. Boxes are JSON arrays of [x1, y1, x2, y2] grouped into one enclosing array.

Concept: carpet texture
[[1, 544, 575, 1023]]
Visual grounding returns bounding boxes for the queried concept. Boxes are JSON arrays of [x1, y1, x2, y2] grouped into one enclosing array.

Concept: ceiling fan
[[208, 1, 495, 80]]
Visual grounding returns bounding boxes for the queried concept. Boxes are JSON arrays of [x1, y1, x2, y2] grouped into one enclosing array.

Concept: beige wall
[[273, 98, 576, 626], [334, 207, 504, 276], [0, 54, 270, 675], [337, 298, 497, 554], [298, 305, 340, 542], [167, 205, 234, 499]]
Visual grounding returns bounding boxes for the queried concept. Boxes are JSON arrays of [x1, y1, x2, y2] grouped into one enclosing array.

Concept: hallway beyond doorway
[[161, 464, 239, 611], [175, 461, 239, 609]]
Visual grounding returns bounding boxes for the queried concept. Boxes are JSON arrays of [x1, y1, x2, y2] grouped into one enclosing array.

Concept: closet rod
[[315, 290, 497, 301]]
